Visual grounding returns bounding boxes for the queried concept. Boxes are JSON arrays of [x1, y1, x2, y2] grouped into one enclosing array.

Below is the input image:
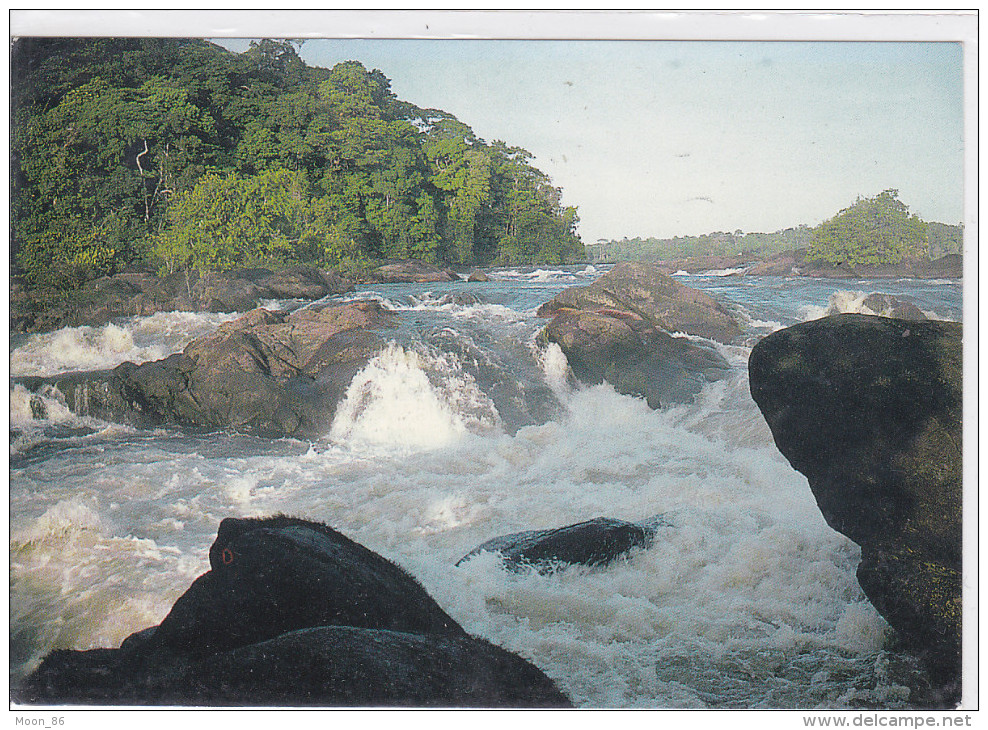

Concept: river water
[[8, 266, 963, 708]]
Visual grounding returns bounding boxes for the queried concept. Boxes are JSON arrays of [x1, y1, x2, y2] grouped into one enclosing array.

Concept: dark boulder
[[467, 269, 491, 282], [366, 259, 460, 283], [458, 515, 668, 573], [19, 516, 570, 707], [540, 309, 731, 408], [748, 314, 962, 705], [39, 300, 396, 438], [22, 627, 570, 708], [147, 516, 467, 657]]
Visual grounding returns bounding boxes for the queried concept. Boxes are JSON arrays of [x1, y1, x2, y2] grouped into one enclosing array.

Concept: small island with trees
[[588, 189, 963, 279]]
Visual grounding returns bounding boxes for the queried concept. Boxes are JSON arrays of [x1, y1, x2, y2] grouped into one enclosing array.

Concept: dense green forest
[[806, 189, 960, 265], [589, 190, 962, 265], [10, 38, 584, 292]]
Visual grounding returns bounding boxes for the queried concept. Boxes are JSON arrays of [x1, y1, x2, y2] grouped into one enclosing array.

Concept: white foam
[[10, 310, 238, 377], [328, 343, 502, 451]]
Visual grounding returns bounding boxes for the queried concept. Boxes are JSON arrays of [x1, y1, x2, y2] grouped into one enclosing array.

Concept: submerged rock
[[31, 300, 397, 438], [537, 262, 738, 408], [457, 515, 668, 573], [19, 516, 571, 708], [748, 313, 962, 706]]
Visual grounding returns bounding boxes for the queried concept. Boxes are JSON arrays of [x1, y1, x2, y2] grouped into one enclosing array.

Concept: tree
[[807, 190, 929, 266]]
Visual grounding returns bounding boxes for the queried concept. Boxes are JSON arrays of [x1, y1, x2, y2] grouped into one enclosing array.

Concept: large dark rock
[[748, 314, 962, 705], [10, 267, 354, 335], [34, 300, 396, 438], [366, 259, 459, 283], [148, 516, 466, 657], [537, 263, 737, 408], [19, 516, 570, 707], [457, 515, 669, 573]]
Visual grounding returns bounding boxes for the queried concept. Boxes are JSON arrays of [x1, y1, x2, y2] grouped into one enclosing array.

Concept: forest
[[589, 191, 962, 266], [10, 38, 584, 293]]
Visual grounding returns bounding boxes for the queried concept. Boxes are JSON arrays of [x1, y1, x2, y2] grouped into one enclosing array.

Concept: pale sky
[[10, 11, 971, 244], [217, 38, 964, 244]]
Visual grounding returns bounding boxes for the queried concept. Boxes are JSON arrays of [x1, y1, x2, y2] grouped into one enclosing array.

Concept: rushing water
[[8, 266, 963, 708]]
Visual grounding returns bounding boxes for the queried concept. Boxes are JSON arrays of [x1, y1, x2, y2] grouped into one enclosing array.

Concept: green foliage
[[590, 226, 811, 263], [153, 169, 307, 273], [807, 190, 929, 266], [11, 38, 583, 292]]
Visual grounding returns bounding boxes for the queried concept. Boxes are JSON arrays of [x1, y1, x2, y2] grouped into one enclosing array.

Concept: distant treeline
[[10, 38, 583, 294], [589, 190, 963, 265]]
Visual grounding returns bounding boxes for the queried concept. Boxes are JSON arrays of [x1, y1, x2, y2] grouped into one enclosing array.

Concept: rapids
[[8, 266, 962, 708]]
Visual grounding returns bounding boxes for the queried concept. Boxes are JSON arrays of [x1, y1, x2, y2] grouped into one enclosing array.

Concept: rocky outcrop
[[467, 269, 490, 282], [19, 516, 571, 707], [457, 515, 669, 573], [537, 262, 738, 408], [748, 314, 962, 706], [538, 262, 742, 344], [10, 267, 354, 335], [31, 300, 396, 439], [365, 259, 459, 283]]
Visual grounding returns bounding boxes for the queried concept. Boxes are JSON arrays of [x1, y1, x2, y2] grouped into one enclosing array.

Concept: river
[[9, 265, 963, 708]]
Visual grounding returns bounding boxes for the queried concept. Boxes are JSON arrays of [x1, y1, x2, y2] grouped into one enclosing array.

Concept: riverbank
[[587, 252, 963, 279]]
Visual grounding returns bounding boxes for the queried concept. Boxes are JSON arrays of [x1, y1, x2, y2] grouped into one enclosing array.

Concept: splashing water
[[8, 268, 961, 707]]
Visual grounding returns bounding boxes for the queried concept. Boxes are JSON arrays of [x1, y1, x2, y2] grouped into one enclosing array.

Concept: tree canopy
[[11, 38, 583, 291], [806, 189, 930, 267]]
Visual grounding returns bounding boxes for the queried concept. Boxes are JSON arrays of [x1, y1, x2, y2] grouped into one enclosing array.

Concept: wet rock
[[536, 263, 737, 408], [458, 515, 668, 573], [19, 516, 570, 708], [39, 300, 397, 438], [859, 293, 928, 321], [748, 313, 962, 706], [538, 262, 742, 345], [10, 267, 354, 335], [366, 259, 459, 283], [467, 269, 490, 282]]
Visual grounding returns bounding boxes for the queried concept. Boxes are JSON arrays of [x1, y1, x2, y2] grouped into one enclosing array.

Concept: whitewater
[[9, 266, 962, 708]]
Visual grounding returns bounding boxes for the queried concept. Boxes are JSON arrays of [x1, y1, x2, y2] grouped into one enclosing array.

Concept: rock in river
[[537, 262, 739, 408], [457, 515, 669, 573], [19, 516, 571, 708], [29, 300, 397, 439], [748, 313, 962, 706]]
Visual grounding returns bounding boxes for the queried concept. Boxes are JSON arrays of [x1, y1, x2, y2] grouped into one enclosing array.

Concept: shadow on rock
[[749, 313, 962, 707], [19, 516, 571, 708]]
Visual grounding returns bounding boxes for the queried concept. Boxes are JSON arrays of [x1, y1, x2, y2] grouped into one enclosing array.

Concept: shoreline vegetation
[[10, 38, 963, 334], [10, 38, 583, 301]]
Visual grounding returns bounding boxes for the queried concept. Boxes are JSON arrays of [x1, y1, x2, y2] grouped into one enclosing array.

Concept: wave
[[800, 290, 941, 321], [10, 310, 239, 378], [699, 267, 749, 277], [328, 343, 503, 451]]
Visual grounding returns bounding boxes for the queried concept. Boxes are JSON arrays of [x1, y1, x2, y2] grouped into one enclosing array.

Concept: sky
[[207, 33, 964, 244]]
